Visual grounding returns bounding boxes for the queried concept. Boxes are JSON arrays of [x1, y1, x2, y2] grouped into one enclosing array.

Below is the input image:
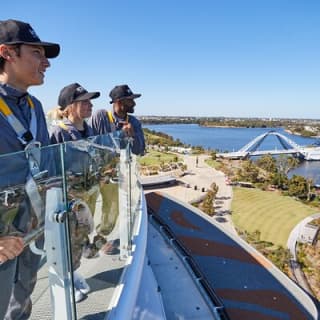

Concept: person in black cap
[[89, 84, 145, 155], [49, 83, 100, 302], [50, 83, 100, 143], [88, 84, 145, 256], [0, 19, 59, 319]]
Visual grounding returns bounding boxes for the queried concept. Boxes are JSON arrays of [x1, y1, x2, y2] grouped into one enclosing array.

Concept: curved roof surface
[[146, 192, 319, 320]]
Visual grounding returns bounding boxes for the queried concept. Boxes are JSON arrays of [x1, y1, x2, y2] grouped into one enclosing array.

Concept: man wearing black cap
[[89, 84, 145, 155], [0, 19, 59, 319], [89, 85, 145, 257]]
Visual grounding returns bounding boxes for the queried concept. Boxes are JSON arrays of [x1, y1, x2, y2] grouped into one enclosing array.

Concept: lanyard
[[0, 96, 37, 145]]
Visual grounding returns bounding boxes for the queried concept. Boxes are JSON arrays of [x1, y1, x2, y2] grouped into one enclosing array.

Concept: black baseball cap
[[0, 19, 60, 58], [58, 83, 100, 110], [109, 84, 141, 104]]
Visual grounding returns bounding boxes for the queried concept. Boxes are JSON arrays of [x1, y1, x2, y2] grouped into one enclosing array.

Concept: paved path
[[144, 154, 237, 234], [287, 212, 320, 295]]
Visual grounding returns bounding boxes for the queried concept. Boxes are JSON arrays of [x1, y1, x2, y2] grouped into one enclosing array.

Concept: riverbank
[[284, 128, 320, 138]]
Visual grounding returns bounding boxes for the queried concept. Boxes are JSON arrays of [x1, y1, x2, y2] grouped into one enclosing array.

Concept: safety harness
[[107, 111, 129, 132], [0, 95, 43, 223], [58, 121, 79, 141], [0, 96, 37, 145]]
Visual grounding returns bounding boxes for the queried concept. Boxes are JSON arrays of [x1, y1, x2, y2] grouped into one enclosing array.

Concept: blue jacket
[[0, 83, 50, 234], [50, 119, 94, 144], [89, 109, 145, 155], [0, 84, 50, 186]]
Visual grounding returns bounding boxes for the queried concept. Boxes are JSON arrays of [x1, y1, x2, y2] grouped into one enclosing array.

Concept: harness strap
[[0, 95, 43, 224], [0, 96, 37, 145], [106, 111, 129, 132], [58, 121, 78, 141], [107, 111, 116, 132]]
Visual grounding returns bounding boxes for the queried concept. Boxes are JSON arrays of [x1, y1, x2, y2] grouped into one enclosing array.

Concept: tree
[[200, 182, 219, 216], [210, 150, 217, 160], [210, 182, 219, 198], [288, 175, 308, 199], [238, 160, 259, 183], [270, 172, 288, 189], [276, 155, 299, 175], [201, 190, 215, 216], [307, 178, 314, 201], [256, 154, 276, 173]]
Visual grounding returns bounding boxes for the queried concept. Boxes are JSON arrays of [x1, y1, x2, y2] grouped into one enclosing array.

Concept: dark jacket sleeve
[[130, 117, 145, 155], [89, 109, 111, 135]]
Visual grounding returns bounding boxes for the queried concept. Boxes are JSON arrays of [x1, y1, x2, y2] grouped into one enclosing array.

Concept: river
[[143, 124, 320, 184]]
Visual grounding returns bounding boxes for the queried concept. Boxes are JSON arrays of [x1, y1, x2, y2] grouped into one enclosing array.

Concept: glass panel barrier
[[0, 143, 73, 320], [0, 133, 144, 319], [118, 142, 143, 257], [129, 154, 142, 236], [118, 147, 132, 259], [63, 135, 126, 319]]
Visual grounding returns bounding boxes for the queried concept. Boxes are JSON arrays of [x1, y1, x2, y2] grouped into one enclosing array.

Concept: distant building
[[168, 146, 192, 154], [236, 181, 255, 188], [298, 223, 320, 245]]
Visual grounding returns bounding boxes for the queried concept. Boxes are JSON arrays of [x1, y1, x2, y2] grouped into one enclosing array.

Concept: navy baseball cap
[[0, 19, 60, 58], [58, 83, 100, 110], [109, 85, 141, 104]]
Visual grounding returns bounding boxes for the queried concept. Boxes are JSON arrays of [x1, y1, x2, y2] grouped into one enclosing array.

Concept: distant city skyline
[[2, 1, 320, 118]]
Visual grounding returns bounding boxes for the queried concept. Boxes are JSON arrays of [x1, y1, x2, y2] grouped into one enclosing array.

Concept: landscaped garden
[[232, 187, 315, 247]]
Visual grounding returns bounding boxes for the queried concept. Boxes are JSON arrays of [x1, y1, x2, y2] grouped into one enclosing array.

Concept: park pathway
[[144, 154, 237, 234]]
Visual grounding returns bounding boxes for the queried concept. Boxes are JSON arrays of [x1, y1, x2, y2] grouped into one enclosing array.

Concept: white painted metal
[[119, 149, 130, 259], [147, 222, 216, 319], [133, 255, 166, 320], [44, 187, 75, 320], [107, 194, 148, 320]]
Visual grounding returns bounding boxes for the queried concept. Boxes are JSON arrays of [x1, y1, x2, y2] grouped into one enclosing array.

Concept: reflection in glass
[[0, 132, 144, 318]]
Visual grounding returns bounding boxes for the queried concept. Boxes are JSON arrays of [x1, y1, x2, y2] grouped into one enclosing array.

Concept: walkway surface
[[287, 212, 320, 295], [144, 154, 237, 234]]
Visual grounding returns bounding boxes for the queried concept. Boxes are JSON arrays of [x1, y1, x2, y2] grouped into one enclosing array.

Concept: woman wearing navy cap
[[49, 83, 100, 303]]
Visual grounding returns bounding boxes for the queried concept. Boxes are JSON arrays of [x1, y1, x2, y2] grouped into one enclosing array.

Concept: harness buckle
[[22, 130, 34, 143], [25, 141, 42, 176]]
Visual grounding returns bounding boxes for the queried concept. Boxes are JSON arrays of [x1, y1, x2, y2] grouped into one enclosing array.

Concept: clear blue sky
[[2, 1, 320, 118]]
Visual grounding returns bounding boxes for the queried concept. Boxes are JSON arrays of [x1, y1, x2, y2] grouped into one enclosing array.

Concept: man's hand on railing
[[0, 236, 24, 264]]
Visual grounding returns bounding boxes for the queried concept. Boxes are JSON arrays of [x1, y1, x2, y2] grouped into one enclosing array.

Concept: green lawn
[[232, 187, 316, 247], [139, 150, 181, 166], [205, 159, 223, 170]]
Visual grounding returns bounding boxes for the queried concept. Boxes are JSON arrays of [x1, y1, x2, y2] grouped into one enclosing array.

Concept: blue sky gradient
[[2, 1, 320, 118]]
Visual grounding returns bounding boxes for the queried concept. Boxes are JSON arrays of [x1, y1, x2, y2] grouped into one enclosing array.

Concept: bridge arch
[[216, 130, 320, 160], [239, 131, 301, 153]]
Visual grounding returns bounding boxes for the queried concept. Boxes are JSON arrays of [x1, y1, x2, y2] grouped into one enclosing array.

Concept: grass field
[[205, 159, 223, 170], [139, 150, 181, 166], [232, 187, 316, 247]]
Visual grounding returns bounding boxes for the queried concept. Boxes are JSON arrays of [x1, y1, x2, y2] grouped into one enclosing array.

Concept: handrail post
[[119, 147, 132, 259], [44, 187, 76, 320]]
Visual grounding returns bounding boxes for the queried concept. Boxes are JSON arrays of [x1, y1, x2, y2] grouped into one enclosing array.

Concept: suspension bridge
[[217, 130, 320, 160]]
